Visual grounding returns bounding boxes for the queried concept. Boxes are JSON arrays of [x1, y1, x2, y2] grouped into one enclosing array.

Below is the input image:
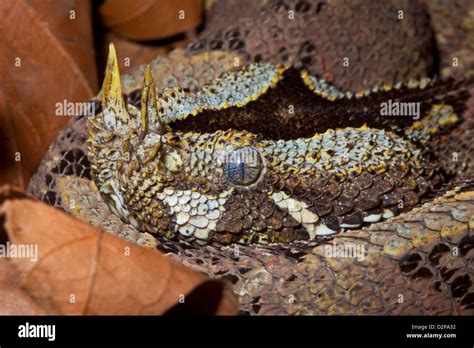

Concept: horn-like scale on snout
[[101, 43, 128, 127], [140, 65, 169, 136]]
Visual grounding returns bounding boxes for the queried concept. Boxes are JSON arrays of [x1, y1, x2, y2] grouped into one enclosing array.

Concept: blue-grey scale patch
[[156, 63, 284, 125], [405, 104, 459, 144], [302, 70, 432, 101], [260, 127, 420, 175]]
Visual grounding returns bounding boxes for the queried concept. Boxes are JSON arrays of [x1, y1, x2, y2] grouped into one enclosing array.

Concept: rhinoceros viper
[[27, 0, 474, 315]]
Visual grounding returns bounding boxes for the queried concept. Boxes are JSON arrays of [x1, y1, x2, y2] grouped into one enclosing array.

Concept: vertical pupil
[[224, 147, 262, 185]]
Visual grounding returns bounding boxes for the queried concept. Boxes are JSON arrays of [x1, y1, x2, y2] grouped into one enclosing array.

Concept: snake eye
[[224, 147, 263, 186]]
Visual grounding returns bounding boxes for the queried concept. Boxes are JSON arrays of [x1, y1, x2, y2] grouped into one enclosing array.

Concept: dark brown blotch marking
[[52, 149, 91, 179], [399, 252, 422, 274], [460, 292, 474, 309], [451, 274, 472, 298], [440, 266, 458, 282], [42, 190, 61, 207], [428, 243, 450, 266], [459, 235, 474, 256], [411, 267, 434, 280]]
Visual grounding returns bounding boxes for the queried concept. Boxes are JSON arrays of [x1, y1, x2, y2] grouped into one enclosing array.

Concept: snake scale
[[27, 0, 474, 315]]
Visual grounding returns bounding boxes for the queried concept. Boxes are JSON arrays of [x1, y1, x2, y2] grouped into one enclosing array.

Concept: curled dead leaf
[[99, 0, 202, 41], [0, 259, 45, 315], [102, 31, 190, 74], [0, 185, 238, 315], [0, 0, 97, 188]]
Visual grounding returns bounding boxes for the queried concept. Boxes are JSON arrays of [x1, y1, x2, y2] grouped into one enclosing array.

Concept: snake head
[[88, 44, 468, 246], [87, 44, 287, 242]]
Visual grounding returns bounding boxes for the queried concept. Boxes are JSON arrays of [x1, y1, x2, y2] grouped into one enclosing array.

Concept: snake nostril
[[224, 147, 263, 186]]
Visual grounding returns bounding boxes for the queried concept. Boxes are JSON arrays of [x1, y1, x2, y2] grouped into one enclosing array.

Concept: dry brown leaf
[[0, 0, 97, 188], [0, 185, 238, 315], [0, 259, 45, 315], [0, 186, 45, 314], [99, 0, 202, 41], [102, 31, 191, 74]]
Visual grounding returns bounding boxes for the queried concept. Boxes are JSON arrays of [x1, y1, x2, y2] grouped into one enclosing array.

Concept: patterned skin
[[27, 0, 474, 314], [87, 44, 471, 246]]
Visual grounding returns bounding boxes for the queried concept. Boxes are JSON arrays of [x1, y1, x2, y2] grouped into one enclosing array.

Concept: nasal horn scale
[[101, 43, 128, 126]]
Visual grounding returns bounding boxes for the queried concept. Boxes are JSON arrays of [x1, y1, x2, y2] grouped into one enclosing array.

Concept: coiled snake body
[[28, 0, 474, 315]]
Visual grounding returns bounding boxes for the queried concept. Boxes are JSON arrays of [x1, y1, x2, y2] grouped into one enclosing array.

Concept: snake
[[27, 0, 474, 315]]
